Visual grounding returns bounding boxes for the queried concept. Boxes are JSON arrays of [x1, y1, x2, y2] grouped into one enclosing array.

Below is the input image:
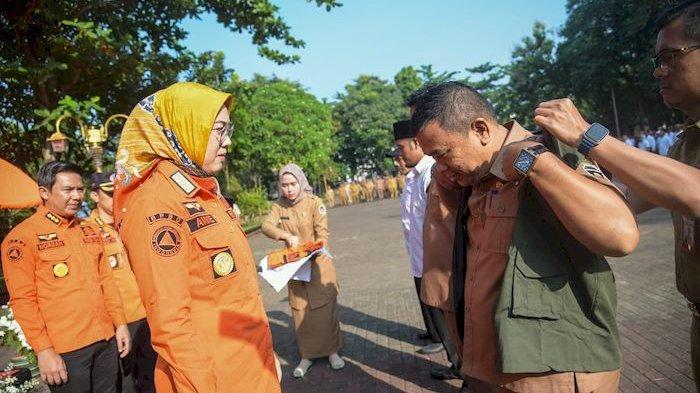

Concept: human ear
[[471, 118, 492, 145]]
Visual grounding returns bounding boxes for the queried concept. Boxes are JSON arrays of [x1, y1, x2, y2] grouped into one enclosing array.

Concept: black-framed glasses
[[652, 44, 700, 68]]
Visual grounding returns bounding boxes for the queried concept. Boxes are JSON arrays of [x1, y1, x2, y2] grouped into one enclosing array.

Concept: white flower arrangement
[[0, 365, 38, 393], [0, 306, 31, 354]]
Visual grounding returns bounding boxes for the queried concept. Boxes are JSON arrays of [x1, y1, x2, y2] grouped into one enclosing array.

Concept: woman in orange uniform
[[261, 164, 343, 378], [113, 82, 281, 393]]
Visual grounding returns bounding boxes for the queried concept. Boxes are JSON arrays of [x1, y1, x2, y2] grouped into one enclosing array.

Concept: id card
[[682, 216, 697, 254]]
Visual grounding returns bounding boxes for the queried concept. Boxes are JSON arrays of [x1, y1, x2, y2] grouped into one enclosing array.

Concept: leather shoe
[[417, 342, 444, 354], [430, 366, 462, 380]]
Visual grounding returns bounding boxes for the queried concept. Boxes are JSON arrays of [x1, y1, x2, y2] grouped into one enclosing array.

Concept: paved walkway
[[248, 198, 695, 393]]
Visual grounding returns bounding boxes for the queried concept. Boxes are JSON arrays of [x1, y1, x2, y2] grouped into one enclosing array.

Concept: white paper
[[258, 249, 326, 292]]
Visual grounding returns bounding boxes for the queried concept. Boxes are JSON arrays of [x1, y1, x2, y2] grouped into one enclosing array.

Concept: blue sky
[[182, 0, 568, 101]]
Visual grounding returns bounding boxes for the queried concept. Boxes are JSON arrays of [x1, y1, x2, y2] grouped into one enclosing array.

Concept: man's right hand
[[37, 348, 68, 385]]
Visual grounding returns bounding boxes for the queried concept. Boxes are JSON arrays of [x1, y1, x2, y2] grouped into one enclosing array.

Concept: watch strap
[[578, 123, 610, 156]]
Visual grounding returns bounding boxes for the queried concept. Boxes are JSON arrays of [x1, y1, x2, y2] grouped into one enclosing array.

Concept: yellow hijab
[[114, 82, 231, 218]]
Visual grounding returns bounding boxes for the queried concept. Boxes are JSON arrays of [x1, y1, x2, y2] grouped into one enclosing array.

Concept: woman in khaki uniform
[[262, 164, 344, 378]]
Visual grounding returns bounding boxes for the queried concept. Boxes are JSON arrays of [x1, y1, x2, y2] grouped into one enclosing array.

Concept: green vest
[[493, 138, 621, 373]]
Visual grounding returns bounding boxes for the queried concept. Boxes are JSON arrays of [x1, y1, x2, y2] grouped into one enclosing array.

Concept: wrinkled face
[[40, 172, 84, 218], [394, 138, 424, 168], [417, 120, 492, 187], [280, 173, 301, 201], [90, 189, 113, 216], [202, 105, 232, 175], [653, 17, 700, 116]]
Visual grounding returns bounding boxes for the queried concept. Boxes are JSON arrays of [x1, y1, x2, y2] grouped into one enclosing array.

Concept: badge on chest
[[211, 250, 236, 278]]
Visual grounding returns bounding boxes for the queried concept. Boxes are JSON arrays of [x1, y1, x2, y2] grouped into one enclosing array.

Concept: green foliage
[[333, 75, 407, 175], [230, 78, 337, 189], [394, 66, 423, 102], [236, 188, 271, 218]]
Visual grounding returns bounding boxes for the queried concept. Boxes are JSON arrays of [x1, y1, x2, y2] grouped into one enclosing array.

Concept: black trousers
[[427, 306, 461, 370], [413, 277, 440, 343], [120, 319, 157, 393], [50, 338, 119, 393]]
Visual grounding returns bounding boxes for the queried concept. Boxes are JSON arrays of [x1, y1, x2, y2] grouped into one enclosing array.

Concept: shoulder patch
[[186, 214, 218, 233], [147, 212, 184, 226], [170, 172, 197, 196], [5, 239, 26, 263], [151, 225, 182, 257], [582, 163, 605, 178], [319, 204, 327, 216], [182, 201, 205, 215]]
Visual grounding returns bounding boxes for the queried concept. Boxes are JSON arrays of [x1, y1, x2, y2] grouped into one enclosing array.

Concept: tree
[[0, 0, 341, 172], [394, 66, 423, 102], [333, 75, 407, 176], [230, 78, 337, 191], [556, 0, 679, 134]]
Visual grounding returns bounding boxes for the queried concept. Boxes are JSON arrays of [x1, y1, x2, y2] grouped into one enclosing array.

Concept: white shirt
[[400, 155, 435, 278]]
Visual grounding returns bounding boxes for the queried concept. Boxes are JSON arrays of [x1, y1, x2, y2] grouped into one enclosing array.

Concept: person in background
[[261, 163, 344, 378]]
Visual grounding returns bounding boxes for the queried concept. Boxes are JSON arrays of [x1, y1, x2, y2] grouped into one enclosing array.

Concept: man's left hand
[[495, 140, 544, 181], [115, 324, 131, 358], [534, 98, 590, 147]]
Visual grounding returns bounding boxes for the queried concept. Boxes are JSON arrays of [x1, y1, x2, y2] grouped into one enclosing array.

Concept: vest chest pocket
[[511, 250, 568, 320]]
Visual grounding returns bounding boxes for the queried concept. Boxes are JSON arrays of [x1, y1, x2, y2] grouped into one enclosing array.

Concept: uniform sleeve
[[95, 233, 127, 327], [312, 198, 330, 244], [1, 232, 53, 352], [121, 198, 217, 393], [261, 203, 290, 241]]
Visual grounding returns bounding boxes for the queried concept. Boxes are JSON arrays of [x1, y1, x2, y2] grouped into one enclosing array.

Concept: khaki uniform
[[386, 177, 399, 199], [375, 178, 386, 199], [667, 122, 700, 389], [261, 194, 341, 359], [350, 183, 362, 204], [397, 174, 406, 192], [325, 188, 336, 208]]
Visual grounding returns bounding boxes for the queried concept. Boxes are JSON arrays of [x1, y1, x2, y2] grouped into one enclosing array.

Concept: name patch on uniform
[[147, 213, 184, 226], [226, 209, 237, 220], [186, 214, 218, 233], [170, 172, 196, 195], [38, 240, 65, 251], [151, 226, 182, 257], [80, 225, 102, 243], [182, 201, 205, 215]]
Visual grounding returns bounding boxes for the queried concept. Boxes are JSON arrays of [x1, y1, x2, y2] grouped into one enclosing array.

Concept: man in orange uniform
[[114, 82, 281, 393], [86, 172, 157, 393], [1, 161, 130, 392]]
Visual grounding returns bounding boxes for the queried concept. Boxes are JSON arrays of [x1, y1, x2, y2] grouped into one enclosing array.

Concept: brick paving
[[248, 198, 695, 393]]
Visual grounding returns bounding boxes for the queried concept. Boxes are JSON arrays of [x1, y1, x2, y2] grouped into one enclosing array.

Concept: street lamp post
[[53, 113, 127, 172]]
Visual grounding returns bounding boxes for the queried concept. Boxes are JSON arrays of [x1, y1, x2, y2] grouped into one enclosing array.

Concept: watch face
[[588, 123, 610, 140], [514, 150, 535, 174]]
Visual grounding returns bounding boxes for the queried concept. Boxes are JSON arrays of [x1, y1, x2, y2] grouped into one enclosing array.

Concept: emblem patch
[[108, 254, 122, 269], [147, 213, 184, 226], [212, 251, 236, 278], [53, 262, 69, 278], [151, 226, 182, 257], [319, 204, 327, 216], [182, 202, 205, 215], [37, 233, 58, 241], [186, 214, 218, 233], [38, 240, 65, 251], [6, 246, 23, 262]]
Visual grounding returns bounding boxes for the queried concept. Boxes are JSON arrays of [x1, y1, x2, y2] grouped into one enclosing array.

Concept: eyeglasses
[[212, 122, 234, 146], [652, 44, 700, 69]]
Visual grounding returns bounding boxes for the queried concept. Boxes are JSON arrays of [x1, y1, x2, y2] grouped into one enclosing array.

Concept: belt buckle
[[688, 300, 700, 317]]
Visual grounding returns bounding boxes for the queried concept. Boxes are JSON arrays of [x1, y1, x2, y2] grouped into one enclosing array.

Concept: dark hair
[[657, 0, 700, 41], [37, 161, 83, 189], [404, 83, 436, 107], [410, 81, 496, 135]]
